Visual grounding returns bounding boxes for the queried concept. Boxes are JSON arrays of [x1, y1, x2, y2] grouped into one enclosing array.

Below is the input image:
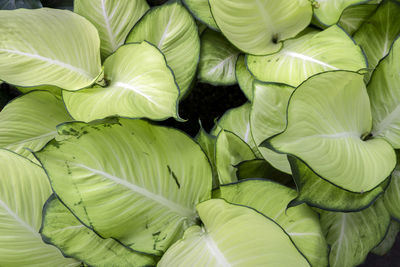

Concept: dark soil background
[[0, 0, 399, 265]]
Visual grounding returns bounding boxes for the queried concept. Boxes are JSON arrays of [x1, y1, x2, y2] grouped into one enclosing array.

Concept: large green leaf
[[35, 118, 212, 255], [63, 42, 180, 122], [215, 130, 256, 185], [182, 0, 218, 30], [198, 29, 239, 86], [126, 1, 200, 99], [250, 81, 294, 173], [158, 199, 310, 267], [313, 0, 368, 26], [41, 195, 156, 267], [372, 220, 400, 256], [0, 91, 71, 162], [383, 152, 400, 220], [338, 4, 378, 35], [74, 0, 149, 60], [0, 8, 101, 90], [265, 71, 396, 192], [235, 54, 255, 101], [209, 0, 312, 55], [353, 0, 400, 82], [0, 149, 79, 266], [288, 157, 386, 211], [319, 199, 391, 267], [211, 102, 259, 156], [368, 36, 400, 147], [219, 179, 328, 266], [247, 26, 367, 87]]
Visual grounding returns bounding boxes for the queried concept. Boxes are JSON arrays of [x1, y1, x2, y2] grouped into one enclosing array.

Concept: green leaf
[[313, 0, 368, 26], [215, 130, 256, 185], [198, 29, 239, 86], [353, 0, 400, 82], [219, 179, 328, 267], [41, 195, 156, 267], [383, 152, 400, 220], [247, 25, 367, 87], [63, 42, 180, 122], [35, 118, 212, 255], [211, 102, 259, 156], [0, 91, 71, 162], [158, 199, 310, 267], [368, 37, 400, 147], [372, 220, 400, 256], [338, 4, 378, 35], [320, 199, 391, 267], [250, 81, 294, 174], [126, 1, 200, 99], [265, 71, 396, 192], [209, 0, 312, 55], [236, 159, 294, 186], [288, 157, 386, 212], [195, 126, 218, 189], [0, 0, 42, 9], [182, 0, 218, 30], [0, 8, 102, 90], [74, 0, 149, 60], [235, 54, 255, 101], [0, 149, 79, 266]]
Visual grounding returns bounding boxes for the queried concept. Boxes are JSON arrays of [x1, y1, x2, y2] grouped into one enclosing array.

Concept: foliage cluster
[[0, 0, 400, 266]]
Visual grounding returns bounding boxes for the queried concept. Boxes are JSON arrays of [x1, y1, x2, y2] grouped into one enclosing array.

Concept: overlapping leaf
[[265, 71, 396, 192], [0, 8, 101, 90], [209, 0, 312, 55], [353, 0, 400, 82], [198, 29, 239, 86], [0, 149, 79, 266], [158, 199, 310, 267], [41, 195, 156, 267], [74, 0, 149, 60], [215, 130, 256, 185], [320, 199, 391, 267], [288, 157, 387, 211], [63, 42, 180, 122], [182, 0, 218, 30], [368, 36, 400, 147], [235, 54, 255, 101], [35, 118, 212, 255], [313, 0, 368, 26], [0, 91, 71, 161], [250, 81, 294, 173], [219, 179, 328, 267], [338, 4, 378, 35], [247, 26, 367, 87], [126, 1, 200, 98]]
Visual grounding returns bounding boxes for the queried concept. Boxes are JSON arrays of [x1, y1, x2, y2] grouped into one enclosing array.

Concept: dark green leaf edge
[[33, 116, 213, 257], [124, 0, 200, 100], [260, 69, 395, 194], [61, 41, 184, 122], [287, 155, 391, 212]]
